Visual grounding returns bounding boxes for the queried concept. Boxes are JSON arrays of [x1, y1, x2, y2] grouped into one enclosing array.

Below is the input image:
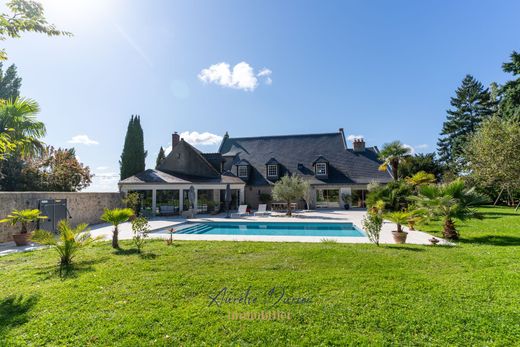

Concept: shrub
[[259, 193, 272, 204], [123, 192, 140, 214], [362, 210, 383, 246], [131, 217, 150, 253]]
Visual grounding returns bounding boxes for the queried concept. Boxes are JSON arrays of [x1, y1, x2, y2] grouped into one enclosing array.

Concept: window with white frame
[[315, 163, 327, 175], [267, 164, 278, 177], [238, 165, 248, 178]]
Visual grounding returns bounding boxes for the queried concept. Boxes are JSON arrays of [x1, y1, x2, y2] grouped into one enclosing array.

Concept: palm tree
[[406, 171, 437, 188], [100, 208, 134, 248], [409, 180, 487, 240], [0, 98, 46, 158], [0, 208, 47, 233], [383, 211, 410, 233], [0, 208, 47, 246], [32, 220, 99, 266], [378, 140, 412, 180]]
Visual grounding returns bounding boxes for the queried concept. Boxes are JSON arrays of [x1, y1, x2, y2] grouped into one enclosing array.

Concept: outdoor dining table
[[270, 202, 297, 211]]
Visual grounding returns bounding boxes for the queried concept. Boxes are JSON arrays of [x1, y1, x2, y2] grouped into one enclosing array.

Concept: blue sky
[[2, 0, 519, 191]]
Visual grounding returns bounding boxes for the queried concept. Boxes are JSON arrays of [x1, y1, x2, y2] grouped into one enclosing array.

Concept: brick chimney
[[172, 132, 180, 147], [353, 138, 365, 152]]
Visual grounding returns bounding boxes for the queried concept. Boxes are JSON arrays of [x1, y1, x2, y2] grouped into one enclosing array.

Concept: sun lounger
[[231, 205, 249, 218]]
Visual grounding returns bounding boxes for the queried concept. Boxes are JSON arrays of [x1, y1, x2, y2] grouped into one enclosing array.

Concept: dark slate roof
[[119, 169, 244, 185], [312, 155, 329, 165], [219, 132, 392, 185], [265, 157, 279, 165], [202, 153, 224, 172], [236, 159, 250, 166]]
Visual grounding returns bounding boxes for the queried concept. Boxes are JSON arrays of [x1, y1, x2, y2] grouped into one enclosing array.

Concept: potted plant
[[383, 211, 410, 244], [0, 209, 47, 246], [341, 193, 352, 210]]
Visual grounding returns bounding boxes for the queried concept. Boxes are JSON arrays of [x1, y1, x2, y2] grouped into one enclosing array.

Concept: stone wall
[[0, 192, 123, 243]]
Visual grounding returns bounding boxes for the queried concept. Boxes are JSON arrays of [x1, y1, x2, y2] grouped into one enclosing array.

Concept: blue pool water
[[166, 222, 365, 237]]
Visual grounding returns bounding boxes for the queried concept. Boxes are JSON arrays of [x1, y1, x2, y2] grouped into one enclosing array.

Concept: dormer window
[[267, 164, 278, 178], [312, 155, 329, 178], [235, 158, 250, 179], [315, 163, 327, 176], [265, 157, 280, 179], [238, 165, 249, 178]]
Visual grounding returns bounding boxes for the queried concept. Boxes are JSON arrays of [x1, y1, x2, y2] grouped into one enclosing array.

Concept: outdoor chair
[[159, 205, 178, 216], [254, 204, 271, 216], [231, 205, 250, 218]]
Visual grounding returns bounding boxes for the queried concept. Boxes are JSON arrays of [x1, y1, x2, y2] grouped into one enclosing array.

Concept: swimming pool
[[164, 221, 365, 237]]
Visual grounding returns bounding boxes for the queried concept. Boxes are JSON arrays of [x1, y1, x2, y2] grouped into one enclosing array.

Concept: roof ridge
[[227, 132, 341, 140]]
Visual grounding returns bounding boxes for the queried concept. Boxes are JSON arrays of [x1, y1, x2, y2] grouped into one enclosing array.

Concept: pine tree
[[155, 146, 165, 169], [437, 75, 495, 174], [119, 115, 147, 180], [0, 62, 21, 100], [499, 51, 520, 121]]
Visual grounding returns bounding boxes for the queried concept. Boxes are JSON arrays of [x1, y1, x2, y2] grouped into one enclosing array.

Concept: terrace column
[[194, 188, 198, 213], [239, 188, 245, 206], [178, 189, 183, 212], [152, 189, 157, 216]]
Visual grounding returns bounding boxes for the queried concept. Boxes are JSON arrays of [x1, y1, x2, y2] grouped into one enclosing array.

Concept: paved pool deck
[[90, 209, 451, 245], [0, 209, 452, 256]]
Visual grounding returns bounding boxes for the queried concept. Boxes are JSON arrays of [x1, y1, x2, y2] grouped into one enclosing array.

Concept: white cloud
[[163, 131, 223, 155], [84, 172, 119, 192], [347, 134, 364, 142], [68, 134, 99, 146], [257, 68, 272, 85], [198, 62, 272, 91], [96, 166, 109, 171], [180, 131, 223, 146], [403, 144, 415, 154], [415, 144, 429, 149]]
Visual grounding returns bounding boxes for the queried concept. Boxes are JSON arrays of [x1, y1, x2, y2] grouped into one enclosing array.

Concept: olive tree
[[272, 175, 309, 216]]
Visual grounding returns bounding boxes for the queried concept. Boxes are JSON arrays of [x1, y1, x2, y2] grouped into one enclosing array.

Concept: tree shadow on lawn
[[114, 248, 157, 259], [481, 210, 520, 217], [0, 295, 38, 340], [459, 235, 520, 246], [384, 245, 425, 252], [35, 257, 107, 280]]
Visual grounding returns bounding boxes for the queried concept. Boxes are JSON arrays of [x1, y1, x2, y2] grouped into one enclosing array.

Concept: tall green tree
[[437, 75, 495, 174], [0, 0, 72, 60], [1, 146, 92, 191], [119, 115, 147, 180], [398, 153, 444, 181], [378, 140, 411, 180], [155, 146, 165, 169], [465, 116, 520, 204], [499, 51, 520, 121], [0, 63, 21, 100]]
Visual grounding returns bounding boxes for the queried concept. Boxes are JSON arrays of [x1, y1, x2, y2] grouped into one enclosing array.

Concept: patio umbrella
[[188, 186, 196, 210], [225, 184, 232, 218]]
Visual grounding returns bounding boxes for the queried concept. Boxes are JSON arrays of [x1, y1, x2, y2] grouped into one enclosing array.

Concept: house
[[118, 129, 392, 215]]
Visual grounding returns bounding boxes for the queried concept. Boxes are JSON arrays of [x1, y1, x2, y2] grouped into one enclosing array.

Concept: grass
[[0, 206, 519, 346]]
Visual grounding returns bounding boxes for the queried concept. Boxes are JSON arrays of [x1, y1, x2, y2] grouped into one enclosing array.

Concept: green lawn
[[1, 206, 519, 346]]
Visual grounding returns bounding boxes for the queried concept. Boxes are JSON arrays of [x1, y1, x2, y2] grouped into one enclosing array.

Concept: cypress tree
[[437, 75, 495, 174], [119, 115, 147, 180], [156, 146, 165, 169], [0, 62, 22, 100]]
